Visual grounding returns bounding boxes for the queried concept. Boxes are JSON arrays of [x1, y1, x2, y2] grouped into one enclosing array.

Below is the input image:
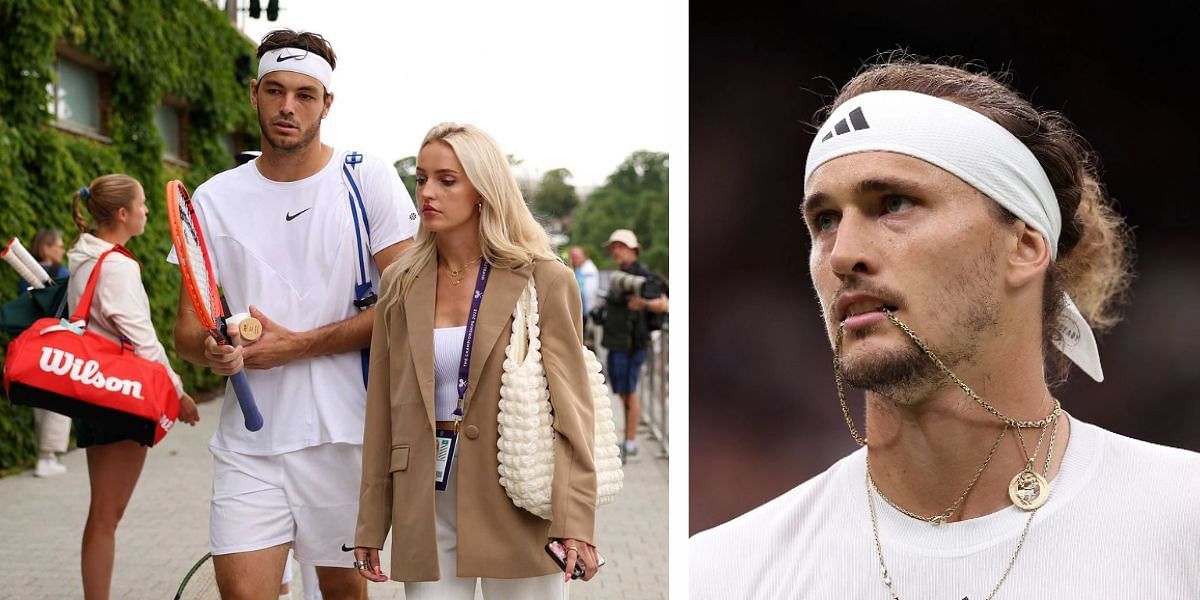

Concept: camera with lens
[[607, 271, 664, 300]]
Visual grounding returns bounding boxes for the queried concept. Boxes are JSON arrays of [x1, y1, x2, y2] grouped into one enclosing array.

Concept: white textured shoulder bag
[[496, 277, 624, 520]]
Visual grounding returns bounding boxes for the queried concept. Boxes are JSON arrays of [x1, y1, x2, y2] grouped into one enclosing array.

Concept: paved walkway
[[0, 397, 667, 599]]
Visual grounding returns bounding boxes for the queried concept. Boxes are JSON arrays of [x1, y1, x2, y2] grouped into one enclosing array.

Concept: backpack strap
[[340, 150, 375, 386], [69, 245, 139, 324], [341, 151, 376, 311]]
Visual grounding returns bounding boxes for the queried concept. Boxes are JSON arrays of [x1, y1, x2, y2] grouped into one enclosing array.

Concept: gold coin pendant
[[1008, 469, 1050, 510]]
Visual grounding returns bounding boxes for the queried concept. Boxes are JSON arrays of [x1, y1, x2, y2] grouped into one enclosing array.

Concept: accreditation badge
[[434, 429, 458, 491]]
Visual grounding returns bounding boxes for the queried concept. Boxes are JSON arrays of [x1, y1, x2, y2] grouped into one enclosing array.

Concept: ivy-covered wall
[[0, 0, 259, 470]]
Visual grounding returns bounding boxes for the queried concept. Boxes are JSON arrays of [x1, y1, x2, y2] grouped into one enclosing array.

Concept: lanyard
[[452, 260, 491, 430]]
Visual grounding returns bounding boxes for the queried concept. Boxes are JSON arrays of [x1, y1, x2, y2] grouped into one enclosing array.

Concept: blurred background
[[690, 1, 1200, 535]]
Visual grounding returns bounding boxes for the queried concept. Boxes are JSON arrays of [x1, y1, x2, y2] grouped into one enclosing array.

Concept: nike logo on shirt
[[341, 544, 355, 552], [286, 208, 312, 221]]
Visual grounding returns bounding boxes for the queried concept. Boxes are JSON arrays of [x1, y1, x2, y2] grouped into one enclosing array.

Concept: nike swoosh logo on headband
[[276, 52, 303, 62], [286, 208, 312, 221]]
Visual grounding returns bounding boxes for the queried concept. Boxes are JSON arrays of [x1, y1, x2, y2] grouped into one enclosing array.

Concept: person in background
[[68, 175, 199, 600], [601, 229, 668, 462], [568, 246, 601, 348], [19, 228, 73, 477], [17, 228, 69, 293], [568, 246, 600, 317]]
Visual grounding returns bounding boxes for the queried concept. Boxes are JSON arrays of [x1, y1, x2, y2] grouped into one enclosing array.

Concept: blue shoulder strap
[[342, 151, 375, 308], [341, 150, 375, 386]]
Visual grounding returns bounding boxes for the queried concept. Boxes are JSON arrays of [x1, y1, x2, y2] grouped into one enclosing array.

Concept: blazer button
[[464, 425, 480, 439]]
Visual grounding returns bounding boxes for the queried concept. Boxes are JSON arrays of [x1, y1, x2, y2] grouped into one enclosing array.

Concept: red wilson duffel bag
[[2, 246, 179, 446]]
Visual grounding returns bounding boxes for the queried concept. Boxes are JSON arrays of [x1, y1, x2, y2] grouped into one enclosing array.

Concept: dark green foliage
[[570, 151, 669, 275], [532, 168, 578, 220], [0, 0, 258, 470]]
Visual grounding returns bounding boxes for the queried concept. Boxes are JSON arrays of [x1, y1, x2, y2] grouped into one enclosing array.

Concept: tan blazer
[[356, 257, 597, 581]]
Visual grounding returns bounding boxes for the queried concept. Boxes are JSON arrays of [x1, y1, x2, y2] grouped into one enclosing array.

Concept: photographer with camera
[[597, 229, 668, 463]]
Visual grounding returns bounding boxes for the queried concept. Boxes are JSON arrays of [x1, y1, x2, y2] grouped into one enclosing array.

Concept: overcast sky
[[240, 0, 681, 189]]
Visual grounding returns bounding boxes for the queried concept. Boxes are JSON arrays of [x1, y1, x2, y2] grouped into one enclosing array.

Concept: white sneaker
[[35, 457, 66, 478]]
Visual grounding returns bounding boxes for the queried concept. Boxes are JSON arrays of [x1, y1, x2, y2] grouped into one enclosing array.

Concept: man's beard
[[838, 337, 939, 401], [259, 114, 320, 153], [835, 255, 1002, 403]]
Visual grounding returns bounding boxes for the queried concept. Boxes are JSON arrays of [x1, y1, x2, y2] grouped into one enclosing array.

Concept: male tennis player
[[690, 59, 1200, 597], [174, 30, 416, 600]]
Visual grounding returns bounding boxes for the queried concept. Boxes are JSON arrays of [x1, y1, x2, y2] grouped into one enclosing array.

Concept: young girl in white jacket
[[67, 174, 198, 600]]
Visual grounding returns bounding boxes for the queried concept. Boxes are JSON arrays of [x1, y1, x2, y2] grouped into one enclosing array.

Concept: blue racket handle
[[229, 371, 263, 431]]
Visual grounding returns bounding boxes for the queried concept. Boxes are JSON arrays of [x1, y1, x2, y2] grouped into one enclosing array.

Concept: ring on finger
[[353, 560, 367, 569]]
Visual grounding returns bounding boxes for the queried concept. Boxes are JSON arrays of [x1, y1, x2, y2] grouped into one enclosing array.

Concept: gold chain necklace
[[867, 423, 1009, 525], [867, 416, 1059, 600], [442, 256, 482, 286], [835, 308, 1063, 511], [834, 308, 1065, 598], [878, 309, 1060, 429], [1008, 415, 1056, 510]]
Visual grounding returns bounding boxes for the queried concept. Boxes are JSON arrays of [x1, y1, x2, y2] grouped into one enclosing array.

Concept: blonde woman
[[354, 123, 599, 598], [68, 175, 199, 599]]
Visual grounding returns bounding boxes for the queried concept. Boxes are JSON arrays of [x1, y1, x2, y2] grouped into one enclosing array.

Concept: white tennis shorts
[[209, 442, 362, 567]]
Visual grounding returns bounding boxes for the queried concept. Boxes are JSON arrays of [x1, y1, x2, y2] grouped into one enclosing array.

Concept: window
[[155, 103, 184, 160], [48, 58, 103, 134]]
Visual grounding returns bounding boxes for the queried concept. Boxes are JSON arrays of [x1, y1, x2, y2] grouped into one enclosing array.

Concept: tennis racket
[[166, 180, 263, 431], [174, 552, 217, 600]]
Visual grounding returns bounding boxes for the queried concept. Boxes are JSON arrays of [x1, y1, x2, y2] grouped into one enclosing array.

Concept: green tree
[[394, 155, 417, 200], [605, 150, 669, 196], [532, 168, 578, 219], [569, 150, 669, 275]]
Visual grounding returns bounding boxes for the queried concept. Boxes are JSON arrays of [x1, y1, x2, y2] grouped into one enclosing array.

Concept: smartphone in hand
[[545, 540, 606, 580]]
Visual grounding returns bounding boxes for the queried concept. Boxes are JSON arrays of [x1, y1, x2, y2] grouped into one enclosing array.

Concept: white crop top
[[433, 326, 467, 421]]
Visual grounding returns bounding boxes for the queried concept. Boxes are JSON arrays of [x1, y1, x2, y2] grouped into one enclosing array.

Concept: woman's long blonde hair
[[392, 122, 556, 294]]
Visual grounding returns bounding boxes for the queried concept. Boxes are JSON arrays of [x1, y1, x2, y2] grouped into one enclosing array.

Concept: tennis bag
[[0, 275, 70, 339], [2, 246, 179, 446]]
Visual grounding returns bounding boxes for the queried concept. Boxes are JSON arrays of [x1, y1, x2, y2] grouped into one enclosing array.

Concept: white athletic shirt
[[433, 326, 466, 421], [169, 149, 418, 455], [690, 417, 1200, 598]]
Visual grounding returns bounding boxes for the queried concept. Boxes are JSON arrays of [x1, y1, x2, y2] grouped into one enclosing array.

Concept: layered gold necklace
[[441, 256, 482, 286], [866, 416, 1059, 600], [835, 308, 1064, 598]]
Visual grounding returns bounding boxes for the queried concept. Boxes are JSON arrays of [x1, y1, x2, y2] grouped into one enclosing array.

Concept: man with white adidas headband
[[173, 29, 416, 600], [690, 60, 1200, 597]]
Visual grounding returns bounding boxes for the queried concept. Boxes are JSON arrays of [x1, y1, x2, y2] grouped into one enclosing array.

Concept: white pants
[[403, 456, 566, 600], [33, 408, 70, 454]]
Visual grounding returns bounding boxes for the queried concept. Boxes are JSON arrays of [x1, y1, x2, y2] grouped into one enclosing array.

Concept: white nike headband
[[257, 47, 333, 93], [804, 89, 1104, 382]]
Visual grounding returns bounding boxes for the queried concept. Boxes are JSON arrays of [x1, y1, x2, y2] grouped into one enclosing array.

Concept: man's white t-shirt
[[172, 149, 417, 455], [690, 417, 1200, 598]]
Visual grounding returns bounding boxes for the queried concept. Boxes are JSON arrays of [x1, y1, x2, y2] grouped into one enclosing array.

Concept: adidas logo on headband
[[820, 106, 870, 142]]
